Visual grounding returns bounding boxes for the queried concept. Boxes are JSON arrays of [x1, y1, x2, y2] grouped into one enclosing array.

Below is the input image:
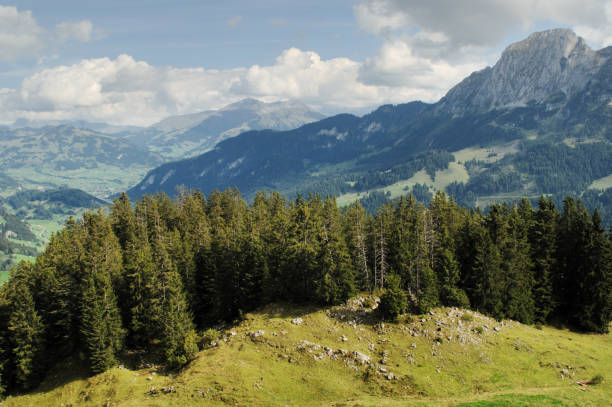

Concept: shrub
[[589, 374, 604, 385], [461, 313, 474, 322], [473, 326, 484, 335], [379, 289, 408, 321], [200, 328, 220, 347], [441, 287, 470, 308]]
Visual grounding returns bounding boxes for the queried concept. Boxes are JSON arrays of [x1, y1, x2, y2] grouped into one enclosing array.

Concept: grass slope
[[3, 300, 610, 406]]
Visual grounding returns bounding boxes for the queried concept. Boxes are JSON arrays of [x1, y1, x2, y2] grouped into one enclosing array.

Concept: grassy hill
[[3, 299, 609, 406]]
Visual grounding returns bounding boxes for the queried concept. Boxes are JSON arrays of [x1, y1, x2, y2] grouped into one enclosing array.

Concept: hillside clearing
[[4, 300, 610, 407]]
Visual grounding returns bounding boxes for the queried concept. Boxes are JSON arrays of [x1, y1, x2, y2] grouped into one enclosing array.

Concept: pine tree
[[79, 212, 125, 373], [554, 198, 591, 321], [315, 197, 356, 305], [388, 196, 437, 312], [500, 202, 535, 324], [5, 266, 45, 389], [530, 197, 557, 323], [285, 194, 321, 302], [123, 216, 158, 348], [80, 272, 125, 373], [372, 202, 393, 290], [466, 224, 504, 318], [110, 192, 136, 252], [573, 210, 612, 332], [429, 192, 467, 307], [175, 190, 210, 315], [150, 207, 198, 368], [344, 202, 371, 292]]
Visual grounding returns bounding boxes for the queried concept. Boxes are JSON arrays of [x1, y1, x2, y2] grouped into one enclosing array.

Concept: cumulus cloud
[[353, 0, 611, 103], [0, 5, 44, 61], [358, 40, 484, 90], [0, 49, 436, 126], [355, 0, 611, 55], [0, 5, 95, 61]]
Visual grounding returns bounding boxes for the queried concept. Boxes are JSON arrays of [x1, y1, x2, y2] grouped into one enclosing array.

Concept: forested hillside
[[0, 189, 609, 396]]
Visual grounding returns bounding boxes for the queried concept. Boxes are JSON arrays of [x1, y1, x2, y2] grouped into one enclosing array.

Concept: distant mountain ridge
[[126, 98, 326, 160], [128, 29, 612, 220], [10, 118, 145, 135]]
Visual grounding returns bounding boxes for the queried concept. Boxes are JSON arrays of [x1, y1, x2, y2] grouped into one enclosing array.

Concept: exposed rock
[[297, 340, 321, 352], [252, 330, 265, 338], [353, 351, 370, 365], [291, 317, 303, 325], [438, 29, 605, 115]]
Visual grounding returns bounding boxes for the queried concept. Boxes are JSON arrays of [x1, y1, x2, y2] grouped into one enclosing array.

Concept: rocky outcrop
[[439, 29, 607, 115]]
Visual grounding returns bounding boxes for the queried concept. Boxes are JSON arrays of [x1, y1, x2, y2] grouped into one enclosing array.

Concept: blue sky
[[5, 0, 380, 72], [0, 0, 610, 125]]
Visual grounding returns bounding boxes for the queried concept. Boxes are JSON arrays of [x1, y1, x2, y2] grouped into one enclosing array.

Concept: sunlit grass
[[3, 303, 610, 406]]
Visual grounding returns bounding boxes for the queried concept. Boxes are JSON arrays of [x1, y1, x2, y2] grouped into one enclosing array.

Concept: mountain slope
[[0, 125, 162, 197], [127, 98, 326, 160], [437, 29, 605, 115], [129, 101, 430, 197], [128, 29, 611, 217], [3, 302, 610, 406]]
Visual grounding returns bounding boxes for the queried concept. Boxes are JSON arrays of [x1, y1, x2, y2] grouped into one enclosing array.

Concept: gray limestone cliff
[[438, 29, 608, 115]]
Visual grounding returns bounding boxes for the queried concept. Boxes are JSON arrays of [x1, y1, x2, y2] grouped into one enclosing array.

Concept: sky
[[0, 0, 610, 126]]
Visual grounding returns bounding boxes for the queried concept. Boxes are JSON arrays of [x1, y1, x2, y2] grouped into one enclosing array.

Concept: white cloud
[[0, 49, 440, 126], [358, 40, 484, 96], [0, 5, 95, 61], [55, 20, 93, 43], [352, 0, 611, 103], [1, 2, 609, 126], [0, 5, 44, 61], [354, 0, 611, 53]]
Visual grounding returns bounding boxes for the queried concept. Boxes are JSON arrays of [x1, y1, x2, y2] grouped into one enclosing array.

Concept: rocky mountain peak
[[439, 29, 606, 115]]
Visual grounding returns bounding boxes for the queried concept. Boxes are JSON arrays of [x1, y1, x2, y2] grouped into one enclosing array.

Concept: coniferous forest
[[0, 189, 610, 395]]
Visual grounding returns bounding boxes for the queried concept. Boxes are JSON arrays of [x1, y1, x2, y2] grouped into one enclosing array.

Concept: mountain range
[[124, 98, 325, 160], [128, 29, 612, 222]]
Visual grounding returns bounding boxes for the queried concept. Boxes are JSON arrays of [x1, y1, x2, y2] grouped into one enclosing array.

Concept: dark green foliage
[[80, 273, 124, 373], [7, 188, 106, 212], [3, 263, 45, 390], [0, 207, 37, 242], [79, 212, 125, 373], [379, 275, 407, 321], [0, 187, 610, 396], [530, 197, 557, 323]]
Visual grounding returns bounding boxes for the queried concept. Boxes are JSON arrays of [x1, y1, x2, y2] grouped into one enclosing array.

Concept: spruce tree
[[573, 210, 612, 332], [80, 272, 125, 373], [530, 197, 557, 323], [555, 198, 591, 321], [79, 212, 125, 373], [315, 197, 356, 305], [344, 202, 372, 292], [150, 207, 198, 368], [429, 192, 467, 307], [5, 267, 45, 389]]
